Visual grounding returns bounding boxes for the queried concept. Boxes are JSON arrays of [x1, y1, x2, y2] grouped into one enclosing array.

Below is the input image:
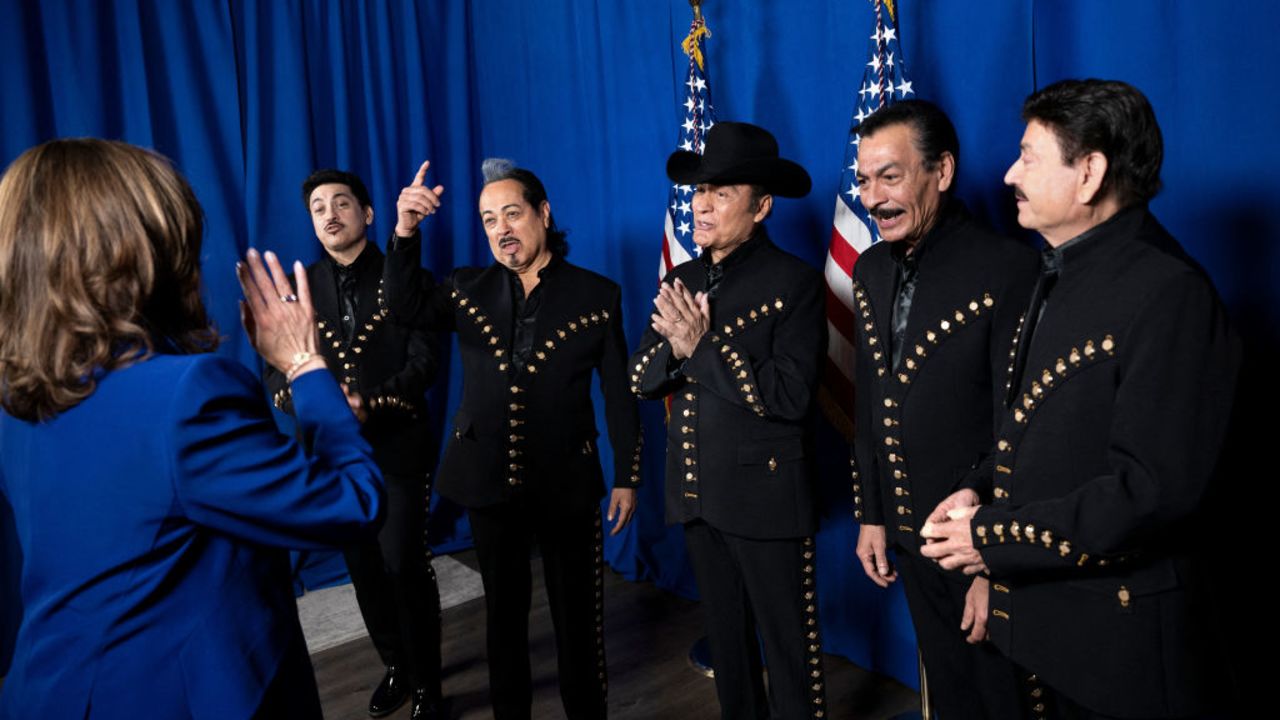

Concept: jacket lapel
[[354, 244, 385, 323], [863, 258, 896, 359], [469, 263, 514, 344], [307, 261, 340, 326]]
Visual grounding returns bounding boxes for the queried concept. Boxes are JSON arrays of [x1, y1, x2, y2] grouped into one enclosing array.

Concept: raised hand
[[236, 249, 324, 379], [395, 160, 446, 237]]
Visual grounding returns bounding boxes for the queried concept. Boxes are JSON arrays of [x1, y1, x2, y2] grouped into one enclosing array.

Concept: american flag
[[660, 6, 717, 280], [822, 0, 913, 438]]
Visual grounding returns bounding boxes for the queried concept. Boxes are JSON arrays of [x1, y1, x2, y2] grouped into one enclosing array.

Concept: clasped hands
[[857, 489, 993, 642], [918, 489, 993, 643], [918, 489, 988, 576], [650, 278, 709, 360]]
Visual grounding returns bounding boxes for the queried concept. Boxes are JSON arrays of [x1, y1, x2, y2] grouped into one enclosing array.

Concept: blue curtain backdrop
[[2, 0, 1277, 691]]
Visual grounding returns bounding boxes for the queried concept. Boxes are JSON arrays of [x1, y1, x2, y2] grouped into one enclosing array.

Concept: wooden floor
[[313, 550, 920, 719]]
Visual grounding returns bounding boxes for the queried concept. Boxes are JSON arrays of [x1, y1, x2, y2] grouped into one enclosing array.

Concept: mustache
[[1010, 186, 1028, 202], [869, 205, 904, 220]]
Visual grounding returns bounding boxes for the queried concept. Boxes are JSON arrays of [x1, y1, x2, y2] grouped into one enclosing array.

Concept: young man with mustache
[[920, 80, 1241, 719], [848, 100, 1038, 718], [264, 169, 444, 719]]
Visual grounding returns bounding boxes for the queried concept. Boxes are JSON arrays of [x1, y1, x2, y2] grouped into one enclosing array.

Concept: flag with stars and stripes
[[660, 7, 717, 280], [821, 0, 914, 439]]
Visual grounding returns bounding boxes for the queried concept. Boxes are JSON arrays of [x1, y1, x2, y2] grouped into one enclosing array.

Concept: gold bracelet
[[285, 352, 319, 382]]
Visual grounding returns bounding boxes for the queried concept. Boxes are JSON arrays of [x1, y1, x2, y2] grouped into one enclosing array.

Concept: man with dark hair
[[849, 99, 1037, 719], [386, 159, 640, 720], [265, 169, 443, 719], [922, 79, 1240, 719], [630, 121, 828, 720]]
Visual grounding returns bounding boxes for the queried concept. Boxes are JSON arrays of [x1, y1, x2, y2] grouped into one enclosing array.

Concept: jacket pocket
[[1065, 560, 1181, 614], [738, 436, 805, 474]]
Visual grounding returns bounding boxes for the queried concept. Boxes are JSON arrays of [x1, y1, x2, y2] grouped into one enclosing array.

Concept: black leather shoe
[[368, 666, 409, 718], [409, 688, 447, 720]]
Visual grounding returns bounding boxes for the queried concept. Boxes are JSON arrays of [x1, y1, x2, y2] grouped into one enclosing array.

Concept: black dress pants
[[469, 501, 606, 720], [342, 471, 442, 697], [684, 520, 826, 720], [896, 551, 1024, 720]]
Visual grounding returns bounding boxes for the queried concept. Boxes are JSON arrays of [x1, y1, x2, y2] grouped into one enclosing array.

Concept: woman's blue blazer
[[0, 353, 383, 719]]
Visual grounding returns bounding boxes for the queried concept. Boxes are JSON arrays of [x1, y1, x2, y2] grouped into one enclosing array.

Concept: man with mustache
[[849, 100, 1037, 719], [264, 169, 444, 718], [921, 80, 1241, 718], [385, 158, 640, 720]]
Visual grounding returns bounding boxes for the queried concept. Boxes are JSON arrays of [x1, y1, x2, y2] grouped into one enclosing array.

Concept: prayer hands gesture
[[651, 278, 709, 360]]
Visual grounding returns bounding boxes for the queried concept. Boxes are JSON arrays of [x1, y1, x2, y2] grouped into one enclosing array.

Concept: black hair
[[857, 99, 961, 174], [301, 169, 372, 209], [1021, 79, 1163, 207], [480, 158, 569, 257]]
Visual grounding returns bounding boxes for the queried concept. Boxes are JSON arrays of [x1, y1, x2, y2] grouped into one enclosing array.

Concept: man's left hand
[[607, 488, 637, 536], [651, 278, 709, 360]]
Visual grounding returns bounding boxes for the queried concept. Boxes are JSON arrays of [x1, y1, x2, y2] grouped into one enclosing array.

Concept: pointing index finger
[[411, 160, 430, 187]]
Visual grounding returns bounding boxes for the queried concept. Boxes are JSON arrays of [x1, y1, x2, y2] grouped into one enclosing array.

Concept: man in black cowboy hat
[[630, 122, 828, 720]]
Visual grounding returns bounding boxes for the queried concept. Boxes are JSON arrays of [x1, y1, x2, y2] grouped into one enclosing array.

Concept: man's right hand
[[341, 385, 368, 424], [856, 524, 897, 587], [961, 576, 991, 644], [395, 160, 446, 237]]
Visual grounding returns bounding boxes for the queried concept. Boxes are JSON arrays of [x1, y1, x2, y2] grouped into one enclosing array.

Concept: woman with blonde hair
[[0, 138, 382, 719]]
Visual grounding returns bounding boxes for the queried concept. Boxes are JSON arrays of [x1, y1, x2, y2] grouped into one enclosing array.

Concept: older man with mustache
[[849, 100, 1038, 719], [921, 80, 1241, 719]]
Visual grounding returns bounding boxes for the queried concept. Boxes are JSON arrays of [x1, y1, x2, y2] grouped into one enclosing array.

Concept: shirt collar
[[324, 240, 374, 275], [504, 251, 562, 279], [889, 196, 966, 271], [1046, 203, 1146, 273]]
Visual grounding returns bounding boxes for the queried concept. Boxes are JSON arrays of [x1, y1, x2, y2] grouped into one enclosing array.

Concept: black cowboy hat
[[667, 121, 811, 198]]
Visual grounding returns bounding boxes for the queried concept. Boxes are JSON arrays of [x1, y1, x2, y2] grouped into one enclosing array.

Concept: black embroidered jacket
[[265, 242, 436, 476], [850, 201, 1038, 557], [968, 207, 1241, 717], [382, 232, 640, 512], [630, 231, 827, 540]]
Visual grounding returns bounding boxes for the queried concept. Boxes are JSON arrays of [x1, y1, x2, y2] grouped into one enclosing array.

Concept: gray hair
[[481, 157, 517, 183]]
